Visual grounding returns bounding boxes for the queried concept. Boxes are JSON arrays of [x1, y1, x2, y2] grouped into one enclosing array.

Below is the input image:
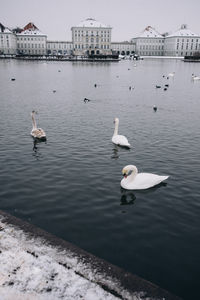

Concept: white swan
[[31, 111, 46, 140], [112, 118, 130, 148], [121, 165, 169, 190]]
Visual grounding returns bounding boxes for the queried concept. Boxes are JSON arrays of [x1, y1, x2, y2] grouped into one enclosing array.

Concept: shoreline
[[0, 55, 187, 62], [0, 210, 182, 300], [0, 55, 120, 62]]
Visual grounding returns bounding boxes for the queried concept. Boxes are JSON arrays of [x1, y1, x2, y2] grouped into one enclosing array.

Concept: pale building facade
[[46, 41, 73, 55], [1, 21, 200, 58], [71, 18, 112, 56], [0, 23, 17, 55], [131, 26, 164, 56], [164, 24, 200, 57], [16, 23, 47, 55], [111, 41, 135, 55]]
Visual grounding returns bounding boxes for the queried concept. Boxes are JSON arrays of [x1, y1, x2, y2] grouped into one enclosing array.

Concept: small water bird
[[11, 78, 16, 81], [192, 74, 200, 80], [168, 72, 175, 77], [112, 118, 130, 148], [165, 84, 169, 87], [129, 86, 134, 90], [121, 165, 169, 190], [153, 105, 157, 112], [94, 83, 97, 87], [31, 111, 46, 140], [164, 87, 167, 91], [156, 85, 161, 88], [84, 97, 91, 103], [53, 90, 56, 93]]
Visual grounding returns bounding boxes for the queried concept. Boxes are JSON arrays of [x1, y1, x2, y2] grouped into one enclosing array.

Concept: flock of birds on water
[[30, 110, 169, 191], [11, 67, 200, 192]]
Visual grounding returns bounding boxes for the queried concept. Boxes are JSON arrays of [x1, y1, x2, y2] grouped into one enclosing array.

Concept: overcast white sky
[[1, 0, 200, 41]]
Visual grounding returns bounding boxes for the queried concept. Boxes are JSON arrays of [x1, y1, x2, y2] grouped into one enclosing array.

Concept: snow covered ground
[[0, 213, 181, 300]]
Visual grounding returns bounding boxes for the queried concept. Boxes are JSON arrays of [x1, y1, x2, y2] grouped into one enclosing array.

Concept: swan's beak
[[122, 169, 127, 178]]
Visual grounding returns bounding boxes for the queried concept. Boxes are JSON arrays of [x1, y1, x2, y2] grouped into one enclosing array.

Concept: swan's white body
[[121, 165, 169, 190], [31, 111, 46, 140], [112, 118, 130, 148]]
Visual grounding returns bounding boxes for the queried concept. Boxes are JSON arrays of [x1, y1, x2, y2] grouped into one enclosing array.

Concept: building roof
[[18, 22, 46, 36], [0, 23, 12, 33], [75, 18, 110, 28], [167, 24, 199, 37], [136, 26, 163, 38]]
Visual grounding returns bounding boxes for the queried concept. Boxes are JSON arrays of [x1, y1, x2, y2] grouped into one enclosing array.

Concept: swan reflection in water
[[32, 139, 46, 160], [111, 144, 130, 160], [120, 189, 136, 205], [111, 145, 119, 159], [120, 180, 168, 208]]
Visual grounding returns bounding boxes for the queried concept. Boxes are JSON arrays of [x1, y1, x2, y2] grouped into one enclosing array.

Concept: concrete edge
[[0, 210, 182, 300]]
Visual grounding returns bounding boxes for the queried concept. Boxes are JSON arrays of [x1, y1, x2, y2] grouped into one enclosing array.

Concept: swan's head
[[114, 117, 119, 124], [122, 165, 138, 178], [31, 110, 38, 116]]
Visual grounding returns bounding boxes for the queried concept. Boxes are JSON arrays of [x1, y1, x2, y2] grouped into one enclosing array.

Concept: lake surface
[[0, 58, 200, 300]]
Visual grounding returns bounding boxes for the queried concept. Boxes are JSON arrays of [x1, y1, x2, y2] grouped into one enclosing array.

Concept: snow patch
[[0, 217, 152, 300]]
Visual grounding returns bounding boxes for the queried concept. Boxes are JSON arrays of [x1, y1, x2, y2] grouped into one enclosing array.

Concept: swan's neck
[[113, 121, 119, 136], [32, 114, 37, 130], [127, 165, 138, 181]]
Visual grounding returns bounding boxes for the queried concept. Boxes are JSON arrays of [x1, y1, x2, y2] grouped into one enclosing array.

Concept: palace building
[[131, 26, 165, 56], [16, 22, 47, 56], [0, 20, 199, 58], [71, 18, 112, 56], [0, 23, 17, 55], [164, 24, 200, 57]]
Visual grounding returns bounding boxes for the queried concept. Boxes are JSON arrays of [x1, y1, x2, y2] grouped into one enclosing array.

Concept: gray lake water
[[0, 58, 200, 300]]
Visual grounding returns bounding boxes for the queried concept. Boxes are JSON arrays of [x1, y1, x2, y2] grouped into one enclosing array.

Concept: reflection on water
[[111, 144, 131, 159], [111, 145, 119, 159], [120, 190, 136, 205], [32, 139, 46, 160]]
